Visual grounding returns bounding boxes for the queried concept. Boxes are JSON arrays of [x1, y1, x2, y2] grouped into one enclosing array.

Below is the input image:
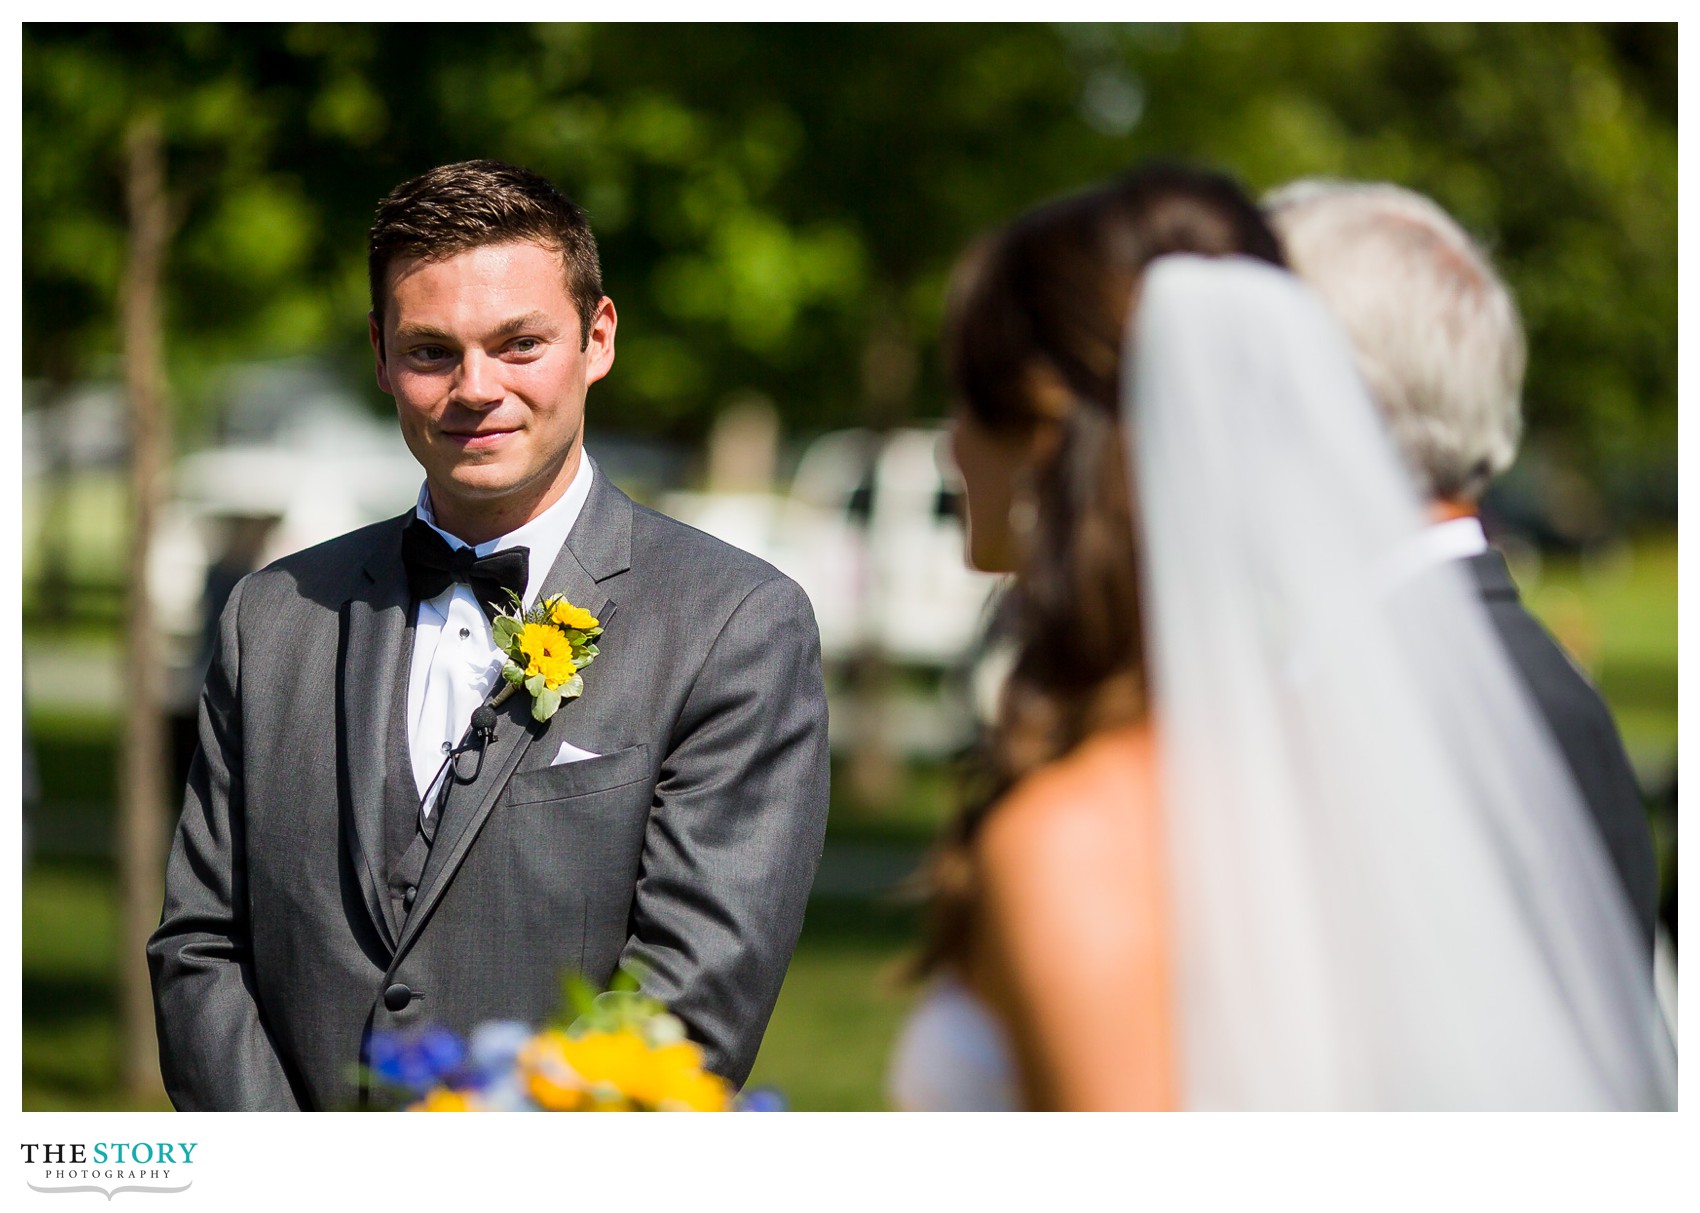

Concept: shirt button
[[459, 627, 471, 640], [441, 741, 452, 754]]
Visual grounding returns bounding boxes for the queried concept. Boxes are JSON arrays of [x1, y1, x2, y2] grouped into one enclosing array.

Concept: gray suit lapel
[[338, 514, 415, 954], [395, 465, 634, 959]]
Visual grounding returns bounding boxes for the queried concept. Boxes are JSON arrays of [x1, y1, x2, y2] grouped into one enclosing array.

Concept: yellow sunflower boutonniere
[[490, 592, 603, 722]]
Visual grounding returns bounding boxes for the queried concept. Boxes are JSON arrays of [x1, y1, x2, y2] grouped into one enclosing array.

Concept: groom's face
[[371, 239, 616, 533]]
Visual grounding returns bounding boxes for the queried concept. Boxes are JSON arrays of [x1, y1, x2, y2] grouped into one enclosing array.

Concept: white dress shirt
[[407, 454, 595, 815]]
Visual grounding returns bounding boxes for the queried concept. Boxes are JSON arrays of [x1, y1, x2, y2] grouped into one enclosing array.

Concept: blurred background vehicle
[[664, 420, 1004, 762]]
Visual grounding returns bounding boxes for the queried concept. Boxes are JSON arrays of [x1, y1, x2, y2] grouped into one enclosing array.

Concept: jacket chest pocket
[[504, 743, 651, 805], [497, 743, 654, 890]]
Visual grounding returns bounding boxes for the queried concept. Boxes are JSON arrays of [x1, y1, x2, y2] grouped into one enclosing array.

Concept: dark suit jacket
[[148, 467, 831, 1109], [1466, 549, 1657, 947]]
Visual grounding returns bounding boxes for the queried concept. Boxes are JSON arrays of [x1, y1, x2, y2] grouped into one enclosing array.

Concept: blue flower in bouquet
[[735, 1087, 788, 1112], [465, 1020, 539, 1107], [468, 1020, 533, 1079], [367, 1025, 467, 1093]]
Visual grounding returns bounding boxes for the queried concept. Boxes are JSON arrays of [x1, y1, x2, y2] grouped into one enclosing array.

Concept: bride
[[889, 164, 1675, 1111]]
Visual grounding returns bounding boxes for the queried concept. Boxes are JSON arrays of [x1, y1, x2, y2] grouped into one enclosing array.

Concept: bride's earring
[[1008, 467, 1038, 540]]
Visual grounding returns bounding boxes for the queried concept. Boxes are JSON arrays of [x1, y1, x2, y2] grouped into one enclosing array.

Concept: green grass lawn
[[22, 863, 172, 1111], [743, 899, 922, 1110]]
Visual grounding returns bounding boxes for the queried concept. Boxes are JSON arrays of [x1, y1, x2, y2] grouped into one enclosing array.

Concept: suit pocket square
[[551, 740, 603, 766], [507, 744, 651, 805]]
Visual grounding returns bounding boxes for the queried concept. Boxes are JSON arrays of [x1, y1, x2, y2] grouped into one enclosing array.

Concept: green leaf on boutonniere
[[531, 685, 563, 722], [489, 594, 602, 726]]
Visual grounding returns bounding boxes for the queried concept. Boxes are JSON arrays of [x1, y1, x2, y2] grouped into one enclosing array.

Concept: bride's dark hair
[[917, 163, 1285, 975]]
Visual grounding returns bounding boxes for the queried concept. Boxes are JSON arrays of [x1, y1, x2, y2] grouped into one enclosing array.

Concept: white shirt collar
[[1291, 515, 1491, 687], [414, 450, 596, 607], [1410, 514, 1489, 566], [1371, 514, 1489, 596]]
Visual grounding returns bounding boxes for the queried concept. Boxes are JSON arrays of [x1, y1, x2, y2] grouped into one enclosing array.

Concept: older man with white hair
[[1265, 180, 1658, 950]]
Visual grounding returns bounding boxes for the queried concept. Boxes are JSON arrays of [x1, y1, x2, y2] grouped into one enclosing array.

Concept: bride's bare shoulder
[[973, 723, 1160, 889], [968, 721, 1171, 1087]]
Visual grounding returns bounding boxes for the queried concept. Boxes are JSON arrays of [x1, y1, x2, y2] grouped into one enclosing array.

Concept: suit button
[[403, 885, 417, 910], [383, 983, 414, 1011]]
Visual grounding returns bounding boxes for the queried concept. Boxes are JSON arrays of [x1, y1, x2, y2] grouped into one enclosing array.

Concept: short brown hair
[[367, 159, 604, 347]]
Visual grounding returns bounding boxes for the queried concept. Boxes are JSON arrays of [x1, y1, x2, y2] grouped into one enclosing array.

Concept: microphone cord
[[415, 688, 509, 820]]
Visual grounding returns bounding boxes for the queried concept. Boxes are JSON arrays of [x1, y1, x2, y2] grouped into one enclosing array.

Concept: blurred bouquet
[[365, 970, 783, 1112]]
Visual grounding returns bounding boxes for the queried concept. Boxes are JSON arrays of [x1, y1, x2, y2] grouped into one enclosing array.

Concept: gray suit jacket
[[148, 468, 830, 1109], [1467, 549, 1657, 948]]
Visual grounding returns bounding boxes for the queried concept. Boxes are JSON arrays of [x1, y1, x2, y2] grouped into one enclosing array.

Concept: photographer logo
[[21, 1142, 195, 1199]]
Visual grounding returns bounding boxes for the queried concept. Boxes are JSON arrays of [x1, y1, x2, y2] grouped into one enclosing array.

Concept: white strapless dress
[[886, 978, 1021, 1111]]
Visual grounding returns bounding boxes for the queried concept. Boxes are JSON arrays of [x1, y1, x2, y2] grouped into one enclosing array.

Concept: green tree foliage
[[23, 23, 1675, 513]]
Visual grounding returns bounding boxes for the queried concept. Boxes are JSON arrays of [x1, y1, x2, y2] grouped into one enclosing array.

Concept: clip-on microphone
[[417, 683, 518, 820]]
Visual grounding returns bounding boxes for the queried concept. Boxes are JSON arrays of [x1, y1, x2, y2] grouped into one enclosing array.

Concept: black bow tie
[[400, 516, 530, 622]]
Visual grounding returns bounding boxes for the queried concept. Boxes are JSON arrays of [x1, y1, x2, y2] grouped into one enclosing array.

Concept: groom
[[148, 160, 831, 1110]]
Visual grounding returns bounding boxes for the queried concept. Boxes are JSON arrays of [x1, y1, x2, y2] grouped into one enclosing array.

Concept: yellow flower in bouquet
[[512, 1027, 732, 1112], [409, 1088, 480, 1112], [558, 1028, 650, 1108], [559, 1030, 731, 1112], [655, 1066, 735, 1113], [518, 1030, 591, 1112]]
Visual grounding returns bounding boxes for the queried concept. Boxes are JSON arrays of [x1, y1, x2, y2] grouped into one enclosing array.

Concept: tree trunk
[[32, 359, 77, 623], [846, 306, 918, 803], [118, 113, 170, 1104]]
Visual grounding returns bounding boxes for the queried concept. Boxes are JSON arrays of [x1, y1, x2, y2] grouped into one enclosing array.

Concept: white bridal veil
[[1129, 257, 1675, 1109]]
